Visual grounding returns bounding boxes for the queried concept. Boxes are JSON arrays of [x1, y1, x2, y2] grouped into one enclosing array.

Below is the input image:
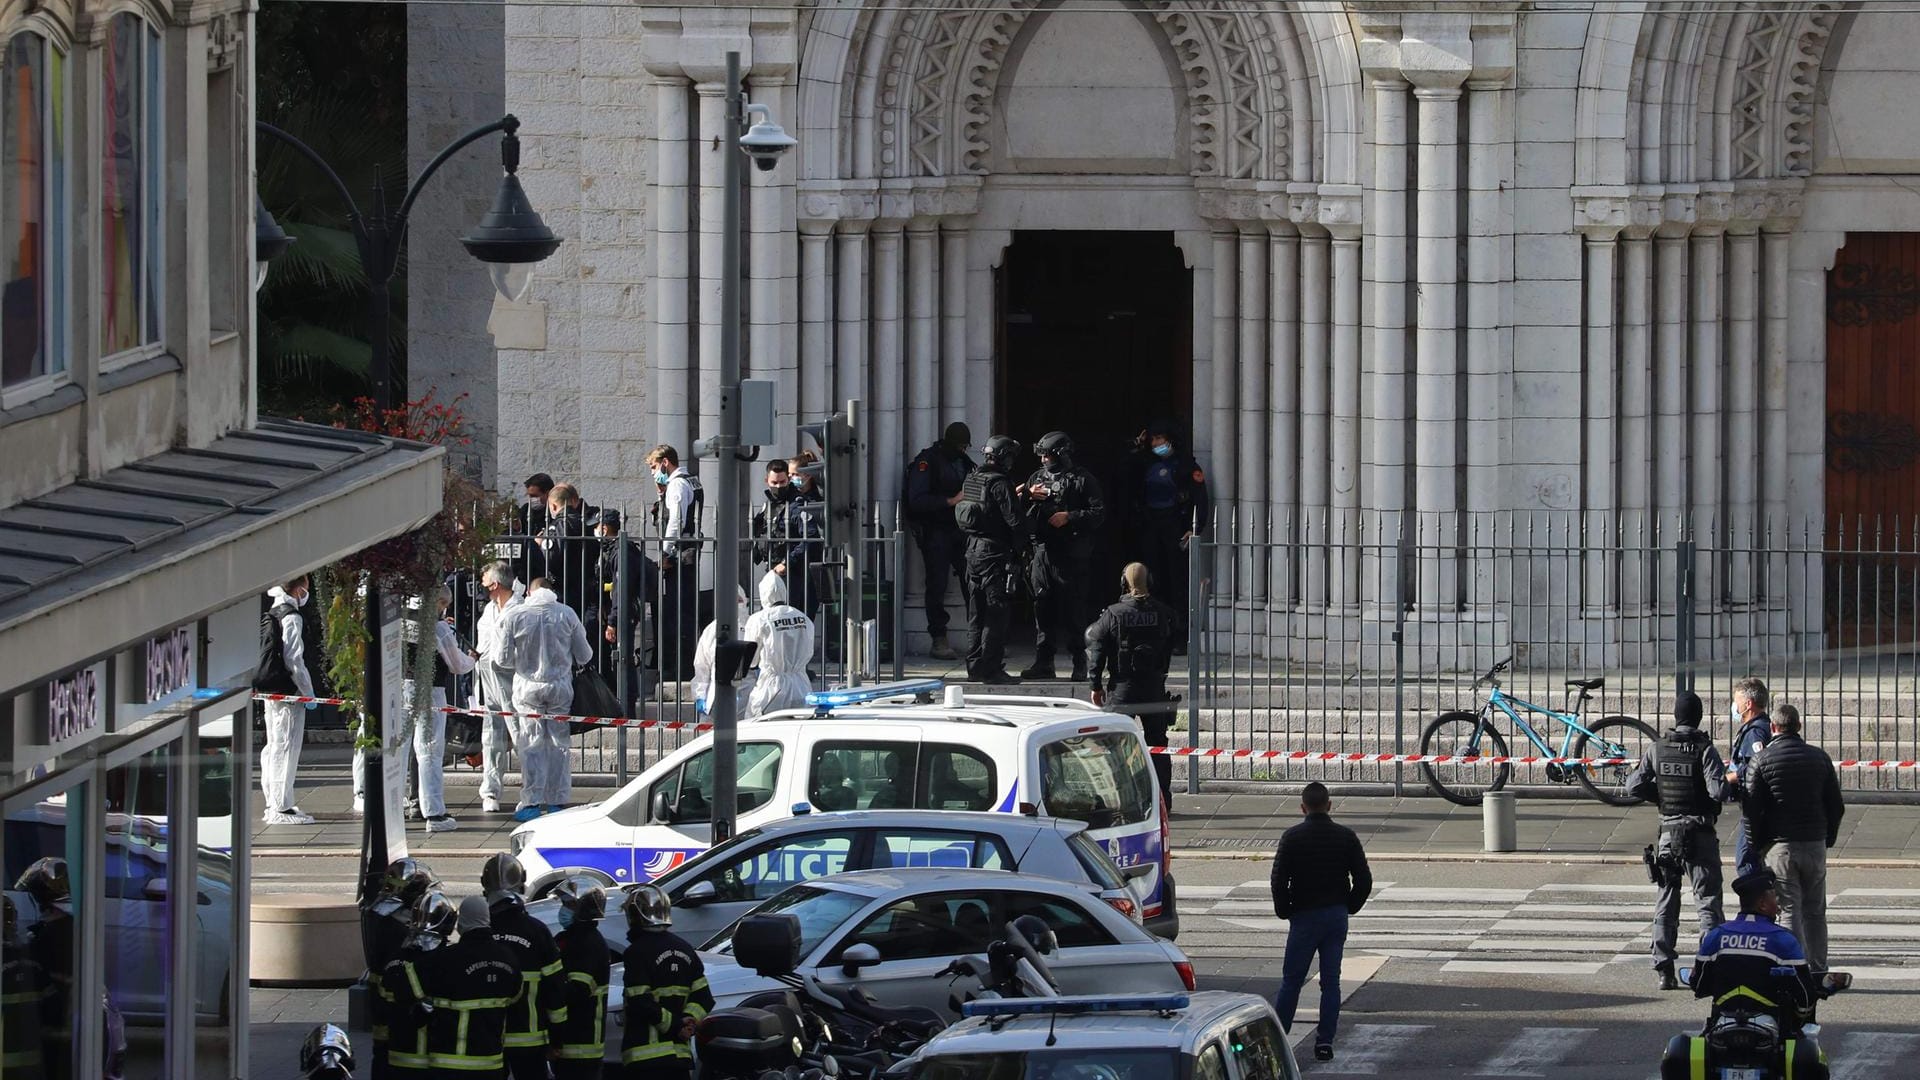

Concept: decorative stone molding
[[205, 9, 238, 71], [1316, 185, 1365, 240], [797, 181, 879, 225], [1781, 3, 1840, 178], [1572, 186, 1632, 237], [1730, 9, 1790, 180]]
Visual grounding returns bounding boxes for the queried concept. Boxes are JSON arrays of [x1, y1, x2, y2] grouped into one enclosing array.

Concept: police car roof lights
[[804, 679, 947, 710], [959, 993, 1191, 1020]]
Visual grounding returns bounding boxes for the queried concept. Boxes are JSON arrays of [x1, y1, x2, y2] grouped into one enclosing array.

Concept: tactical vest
[[1655, 727, 1716, 818], [955, 469, 1010, 543], [1110, 599, 1173, 683]]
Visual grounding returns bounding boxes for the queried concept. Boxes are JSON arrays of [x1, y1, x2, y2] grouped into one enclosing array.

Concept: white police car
[[897, 991, 1302, 1080], [510, 680, 1179, 937]]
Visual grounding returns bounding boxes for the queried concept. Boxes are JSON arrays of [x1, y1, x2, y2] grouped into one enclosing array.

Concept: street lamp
[[253, 193, 294, 291], [708, 52, 795, 844], [252, 113, 562, 1023]]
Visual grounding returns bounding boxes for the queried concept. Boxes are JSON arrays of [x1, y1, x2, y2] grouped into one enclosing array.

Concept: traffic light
[[797, 411, 857, 547]]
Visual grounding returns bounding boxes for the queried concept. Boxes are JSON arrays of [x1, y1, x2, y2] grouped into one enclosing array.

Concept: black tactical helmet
[[624, 883, 672, 931], [1034, 431, 1075, 464], [15, 857, 71, 907], [481, 852, 527, 903], [555, 879, 608, 924], [299, 1023, 355, 1080], [982, 436, 1023, 469], [1012, 913, 1058, 956], [380, 858, 441, 906], [410, 889, 458, 939]]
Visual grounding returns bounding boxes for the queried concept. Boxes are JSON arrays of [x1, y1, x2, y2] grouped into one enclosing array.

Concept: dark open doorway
[[996, 230, 1193, 599]]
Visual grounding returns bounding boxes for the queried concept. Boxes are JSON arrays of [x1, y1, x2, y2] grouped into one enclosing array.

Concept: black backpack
[[251, 599, 301, 693]]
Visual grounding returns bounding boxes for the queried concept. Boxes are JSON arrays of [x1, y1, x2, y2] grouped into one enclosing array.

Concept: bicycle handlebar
[[1472, 656, 1515, 689]]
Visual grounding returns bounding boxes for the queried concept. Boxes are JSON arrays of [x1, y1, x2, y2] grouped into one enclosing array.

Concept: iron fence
[[1184, 511, 1920, 797]]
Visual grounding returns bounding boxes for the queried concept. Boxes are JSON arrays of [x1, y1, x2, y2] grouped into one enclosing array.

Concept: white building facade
[[459, 2, 1920, 652]]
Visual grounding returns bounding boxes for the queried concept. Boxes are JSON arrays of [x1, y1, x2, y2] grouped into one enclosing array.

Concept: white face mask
[[1731, 700, 1745, 723]]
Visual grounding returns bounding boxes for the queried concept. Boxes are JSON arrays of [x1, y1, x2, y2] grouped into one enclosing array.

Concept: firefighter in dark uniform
[[1087, 563, 1180, 803], [903, 421, 975, 661], [955, 435, 1029, 685], [620, 885, 713, 1079], [401, 896, 523, 1079], [1625, 691, 1731, 991], [1020, 431, 1106, 681], [480, 854, 567, 1080], [364, 859, 441, 1080], [2, 894, 52, 1080], [14, 858, 72, 1080], [376, 890, 456, 1079], [548, 881, 612, 1079], [1128, 421, 1209, 648]]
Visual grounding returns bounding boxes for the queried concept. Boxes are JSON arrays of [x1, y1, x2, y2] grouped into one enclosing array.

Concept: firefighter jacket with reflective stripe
[[621, 930, 714, 1066], [550, 922, 612, 1062], [365, 909, 412, 1046], [376, 941, 441, 1071], [2, 946, 52, 1074], [489, 898, 569, 1047], [412, 930, 524, 1073]]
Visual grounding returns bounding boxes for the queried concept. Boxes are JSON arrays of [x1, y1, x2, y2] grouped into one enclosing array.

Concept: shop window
[[4, 784, 86, 1080], [1, 31, 68, 393], [104, 746, 179, 1078], [196, 713, 239, 1079], [98, 13, 163, 362]]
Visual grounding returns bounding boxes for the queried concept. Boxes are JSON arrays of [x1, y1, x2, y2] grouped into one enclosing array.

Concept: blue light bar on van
[[960, 993, 1190, 1019], [805, 679, 946, 710]]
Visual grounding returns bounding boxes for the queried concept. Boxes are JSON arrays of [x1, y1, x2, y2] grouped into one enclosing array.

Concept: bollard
[[1483, 790, 1517, 853]]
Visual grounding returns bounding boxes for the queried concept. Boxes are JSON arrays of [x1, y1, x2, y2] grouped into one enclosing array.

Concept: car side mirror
[[651, 790, 675, 825], [839, 942, 882, 975], [680, 880, 718, 908]]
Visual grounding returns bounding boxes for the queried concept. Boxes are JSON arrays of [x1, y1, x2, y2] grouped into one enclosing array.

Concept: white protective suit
[[744, 569, 815, 718], [474, 584, 525, 807], [500, 586, 592, 808], [410, 612, 475, 822], [261, 586, 316, 820], [691, 587, 754, 717]]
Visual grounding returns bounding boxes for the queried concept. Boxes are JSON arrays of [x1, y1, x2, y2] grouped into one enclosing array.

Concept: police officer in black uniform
[[955, 436, 1029, 685], [376, 890, 456, 1079], [1087, 563, 1180, 802], [480, 854, 567, 1079], [589, 509, 657, 709], [620, 885, 713, 1079], [1625, 691, 1732, 991], [548, 882, 612, 1079], [1127, 421, 1210, 648], [364, 859, 441, 1080], [1020, 431, 1106, 681], [751, 460, 821, 620], [904, 422, 975, 661]]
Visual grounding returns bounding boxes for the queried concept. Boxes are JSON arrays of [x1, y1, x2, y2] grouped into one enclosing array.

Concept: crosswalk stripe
[[1326, 1024, 1430, 1075], [1475, 1026, 1573, 1077], [1442, 960, 1607, 976], [1830, 1032, 1920, 1080]]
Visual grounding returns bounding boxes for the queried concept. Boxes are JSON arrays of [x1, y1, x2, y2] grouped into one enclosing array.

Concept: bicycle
[[1419, 656, 1659, 807]]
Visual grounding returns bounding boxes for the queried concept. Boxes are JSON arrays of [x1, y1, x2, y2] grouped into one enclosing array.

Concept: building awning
[[0, 420, 445, 697]]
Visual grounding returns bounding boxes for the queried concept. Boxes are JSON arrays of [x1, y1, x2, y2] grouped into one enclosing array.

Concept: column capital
[[1571, 185, 1630, 236], [1693, 182, 1734, 233], [799, 181, 877, 225], [1316, 184, 1366, 240]]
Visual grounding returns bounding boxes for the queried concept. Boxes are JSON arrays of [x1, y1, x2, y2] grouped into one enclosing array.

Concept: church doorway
[[996, 230, 1193, 602]]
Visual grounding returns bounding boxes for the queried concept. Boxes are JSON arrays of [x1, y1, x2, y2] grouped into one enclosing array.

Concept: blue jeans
[[1276, 904, 1349, 1047], [1733, 814, 1764, 878]]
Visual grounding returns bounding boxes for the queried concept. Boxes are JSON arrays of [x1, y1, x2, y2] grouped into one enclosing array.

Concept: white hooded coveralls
[[744, 569, 814, 718], [692, 587, 754, 716], [500, 586, 592, 807], [474, 584, 525, 803], [261, 586, 315, 816]]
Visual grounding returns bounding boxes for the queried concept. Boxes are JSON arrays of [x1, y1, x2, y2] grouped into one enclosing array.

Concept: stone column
[[1237, 225, 1269, 598], [695, 84, 728, 442], [870, 219, 906, 519], [1269, 222, 1303, 610], [1618, 225, 1654, 612], [1724, 221, 1761, 605], [652, 76, 693, 454], [1329, 224, 1363, 613], [941, 225, 969, 427], [834, 222, 869, 410], [1689, 221, 1725, 607], [1464, 77, 1508, 615], [798, 220, 834, 419], [1413, 82, 1465, 612], [1210, 228, 1240, 517], [1760, 221, 1792, 585], [1297, 224, 1330, 610], [1368, 77, 1410, 613], [906, 219, 940, 477], [1580, 226, 1620, 615], [1653, 220, 1691, 541]]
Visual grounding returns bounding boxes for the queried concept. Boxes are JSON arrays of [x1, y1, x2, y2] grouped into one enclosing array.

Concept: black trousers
[[964, 543, 1013, 678], [1139, 514, 1191, 637], [919, 527, 965, 637], [549, 1060, 603, 1079], [1031, 550, 1090, 671], [657, 555, 698, 681], [505, 1046, 551, 1080]]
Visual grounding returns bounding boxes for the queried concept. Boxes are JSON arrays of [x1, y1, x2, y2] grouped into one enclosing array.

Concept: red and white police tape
[[249, 692, 1920, 770]]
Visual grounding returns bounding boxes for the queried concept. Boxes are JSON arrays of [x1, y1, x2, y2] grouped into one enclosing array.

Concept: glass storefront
[[4, 774, 86, 1080], [196, 711, 240, 1080]]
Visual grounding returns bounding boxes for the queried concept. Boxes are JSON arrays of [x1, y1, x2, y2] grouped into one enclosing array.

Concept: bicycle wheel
[[1419, 711, 1511, 806], [1573, 715, 1660, 806]]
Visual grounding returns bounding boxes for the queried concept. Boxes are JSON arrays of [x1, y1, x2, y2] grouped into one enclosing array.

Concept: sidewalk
[[253, 752, 1920, 864]]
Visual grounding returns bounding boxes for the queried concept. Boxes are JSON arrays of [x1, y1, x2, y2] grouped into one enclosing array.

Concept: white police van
[[509, 680, 1178, 937]]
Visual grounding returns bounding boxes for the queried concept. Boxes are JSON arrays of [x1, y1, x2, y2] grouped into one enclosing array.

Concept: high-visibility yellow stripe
[[554, 1045, 605, 1060], [623, 1043, 679, 1064], [1688, 1037, 1706, 1080], [1784, 1039, 1796, 1080], [541, 959, 564, 977], [685, 999, 710, 1022], [1713, 986, 1778, 1009], [503, 1032, 549, 1048], [429, 996, 519, 1011], [430, 1055, 508, 1071]]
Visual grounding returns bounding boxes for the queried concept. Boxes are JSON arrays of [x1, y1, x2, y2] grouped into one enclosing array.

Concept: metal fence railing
[[1183, 511, 1919, 797]]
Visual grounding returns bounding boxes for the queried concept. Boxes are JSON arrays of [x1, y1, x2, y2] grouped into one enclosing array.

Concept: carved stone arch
[[1575, 4, 1645, 188], [1697, 9, 1743, 182], [1777, 3, 1841, 177], [796, 6, 859, 182], [78, 0, 171, 43], [1729, 8, 1792, 180], [0, 7, 79, 52]]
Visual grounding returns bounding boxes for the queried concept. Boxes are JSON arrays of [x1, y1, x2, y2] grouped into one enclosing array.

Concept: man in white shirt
[[501, 577, 593, 822], [255, 575, 320, 825], [648, 444, 703, 681], [744, 568, 815, 718], [474, 561, 525, 814], [413, 585, 476, 833]]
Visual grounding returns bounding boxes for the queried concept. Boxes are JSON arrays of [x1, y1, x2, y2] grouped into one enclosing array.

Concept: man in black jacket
[[1269, 782, 1372, 1064], [903, 422, 974, 661], [1624, 692, 1731, 990], [955, 436, 1028, 685], [1745, 704, 1845, 972]]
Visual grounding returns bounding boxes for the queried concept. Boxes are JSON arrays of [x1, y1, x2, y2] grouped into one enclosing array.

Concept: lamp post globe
[[254, 193, 294, 292], [460, 133, 563, 302]]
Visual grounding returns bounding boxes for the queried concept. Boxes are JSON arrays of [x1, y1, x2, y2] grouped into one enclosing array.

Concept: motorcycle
[[936, 914, 1062, 1013], [1659, 968, 1852, 1080]]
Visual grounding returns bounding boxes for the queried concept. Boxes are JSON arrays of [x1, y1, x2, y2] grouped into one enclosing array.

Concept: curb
[[1167, 847, 1920, 869]]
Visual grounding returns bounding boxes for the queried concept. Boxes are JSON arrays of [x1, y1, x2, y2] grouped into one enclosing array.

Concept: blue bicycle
[[1419, 656, 1659, 807]]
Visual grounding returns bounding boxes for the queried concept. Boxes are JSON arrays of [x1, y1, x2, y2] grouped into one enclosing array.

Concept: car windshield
[[909, 1049, 1181, 1080], [704, 884, 870, 955]]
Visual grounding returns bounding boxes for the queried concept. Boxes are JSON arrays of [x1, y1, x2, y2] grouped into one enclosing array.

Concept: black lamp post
[[253, 114, 561, 1026]]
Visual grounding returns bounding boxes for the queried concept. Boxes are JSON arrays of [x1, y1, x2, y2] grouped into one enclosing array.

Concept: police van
[[509, 680, 1178, 937]]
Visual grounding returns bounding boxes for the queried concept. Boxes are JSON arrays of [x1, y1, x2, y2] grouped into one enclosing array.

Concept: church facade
[[413, 2, 1920, 652]]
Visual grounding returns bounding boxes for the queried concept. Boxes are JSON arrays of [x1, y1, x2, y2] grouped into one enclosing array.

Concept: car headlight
[[510, 831, 527, 856]]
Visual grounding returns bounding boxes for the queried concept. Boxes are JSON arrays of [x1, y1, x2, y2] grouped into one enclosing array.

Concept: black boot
[[1655, 961, 1679, 991]]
